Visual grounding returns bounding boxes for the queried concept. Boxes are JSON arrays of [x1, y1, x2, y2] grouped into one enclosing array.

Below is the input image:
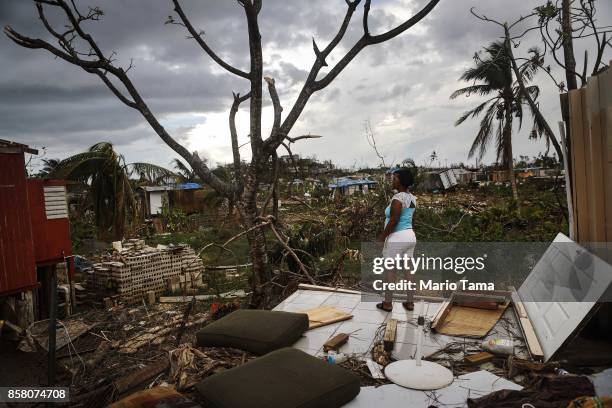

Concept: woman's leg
[[397, 229, 417, 310], [381, 230, 414, 308], [380, 237, 396, 310]]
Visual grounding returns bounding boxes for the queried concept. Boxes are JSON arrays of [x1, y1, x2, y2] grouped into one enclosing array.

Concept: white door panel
[[519, 233, 612, 361]]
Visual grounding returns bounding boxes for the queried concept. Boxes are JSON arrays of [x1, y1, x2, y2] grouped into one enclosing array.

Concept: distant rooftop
[[142, 182, 203, 192]]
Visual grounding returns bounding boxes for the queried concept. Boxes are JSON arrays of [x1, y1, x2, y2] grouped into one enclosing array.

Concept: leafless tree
[[536, 0, 611, 90], [5, 0, 440, 305]]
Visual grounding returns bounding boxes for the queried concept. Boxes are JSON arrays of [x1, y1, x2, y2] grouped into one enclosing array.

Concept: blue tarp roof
[[177, 182, 202, 190], [143, 182, 202, 192], [328, 178, 377, 189]]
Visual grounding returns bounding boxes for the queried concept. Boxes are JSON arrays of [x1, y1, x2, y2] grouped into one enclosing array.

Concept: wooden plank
[[569, 88, 590, 242], [300, 305, 353, 329], [297, 283, 361, 295], [585, 75, 606, 241], [453, 291, 507, 309], [431, 296, 453, 331], [598, 65, 612, 245], [383, 319, 397, 351], [511, 289, 544, 360], [323, 333, 349, 352], [465, 351, 494, 365]]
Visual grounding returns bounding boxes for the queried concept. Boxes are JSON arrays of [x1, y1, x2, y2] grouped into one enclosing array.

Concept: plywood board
[[434, 302, 509, 338], [585, 76, 606, 241], [299, 305, 352, 329], [569, 88, 590, 242]]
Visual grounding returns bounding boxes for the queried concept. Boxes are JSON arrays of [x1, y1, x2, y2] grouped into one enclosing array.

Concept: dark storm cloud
[[1, 0, 610, 169], [0, 0, 344, 163]]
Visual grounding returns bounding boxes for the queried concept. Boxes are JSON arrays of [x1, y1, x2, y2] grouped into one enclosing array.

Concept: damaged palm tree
[[4, 0, 440, 305]]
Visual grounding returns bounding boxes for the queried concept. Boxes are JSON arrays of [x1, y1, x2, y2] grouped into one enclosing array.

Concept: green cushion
[[195, 348, 361, 408], [195, 309, 309, 355]]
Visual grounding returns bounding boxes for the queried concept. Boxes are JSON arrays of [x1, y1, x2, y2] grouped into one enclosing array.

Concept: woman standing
[[376, 168, 417, 312]]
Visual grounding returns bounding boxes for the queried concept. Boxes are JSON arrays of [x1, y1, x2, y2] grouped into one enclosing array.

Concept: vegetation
[[7, 0, 608, 307], [6, 0, 442, 306], [50, 142, 176, 238], [451, 41, 543, 209]]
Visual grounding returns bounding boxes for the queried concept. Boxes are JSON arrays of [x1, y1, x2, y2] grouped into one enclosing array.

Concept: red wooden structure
[[0, 140, 38, 295], [0, 140, 72, 297]]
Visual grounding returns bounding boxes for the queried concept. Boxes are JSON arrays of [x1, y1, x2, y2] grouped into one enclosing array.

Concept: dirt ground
[[0, 338, 49, 387]]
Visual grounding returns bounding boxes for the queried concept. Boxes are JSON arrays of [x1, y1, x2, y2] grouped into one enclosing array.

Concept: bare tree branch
[[264, 76, 282, 139], [266, 0, 439, 152], [363, 0, 371, 37], [230, 91, 251, 182], [5, 0, 232, 195], [267, 217, 316, 284], [171, 0, 250, 79], [286, 134, 322, 143]]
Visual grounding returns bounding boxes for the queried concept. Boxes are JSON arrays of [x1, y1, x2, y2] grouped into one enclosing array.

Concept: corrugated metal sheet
[[0, 151, 37, 295], [43, 185, 69, 219]]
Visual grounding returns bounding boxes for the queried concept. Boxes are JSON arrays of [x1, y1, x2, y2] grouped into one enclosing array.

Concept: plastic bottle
[[481, 338, 514, 355], [325, 353, 347, 364]]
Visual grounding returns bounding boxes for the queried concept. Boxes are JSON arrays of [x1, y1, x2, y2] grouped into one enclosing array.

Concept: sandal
[[402, 302, 414, 311], [376, 302, 393, 312]]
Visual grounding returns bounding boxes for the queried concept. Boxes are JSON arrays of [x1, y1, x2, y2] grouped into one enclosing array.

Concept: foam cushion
[[195, 309, 309, 355], [195, 348, 361, 408]]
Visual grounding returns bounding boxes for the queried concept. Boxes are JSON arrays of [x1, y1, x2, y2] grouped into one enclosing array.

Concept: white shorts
[[383, 229, 416, 259]]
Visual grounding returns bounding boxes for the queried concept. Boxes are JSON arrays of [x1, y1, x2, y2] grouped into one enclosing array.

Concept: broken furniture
[[195, 347, 360, 408], [431, 291, 510, 338], [384, 301, 454, 390], [195, 309, 309, 355]]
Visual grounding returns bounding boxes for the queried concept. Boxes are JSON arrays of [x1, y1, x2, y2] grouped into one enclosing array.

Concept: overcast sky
[[1, 0, 611, 171]]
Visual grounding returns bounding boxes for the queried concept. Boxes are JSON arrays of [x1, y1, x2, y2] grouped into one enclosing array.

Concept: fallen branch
[[268, 219, 316, 284]]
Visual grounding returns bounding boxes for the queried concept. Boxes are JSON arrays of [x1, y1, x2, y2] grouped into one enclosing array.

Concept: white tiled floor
[[273, 289, 526, 407], [273, 289, 447, 358], [344, 370, 522, 408], [275, 289, 527, 360]]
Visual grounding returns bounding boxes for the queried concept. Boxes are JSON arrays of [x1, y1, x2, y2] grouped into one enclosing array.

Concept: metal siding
[[0, 152, 37, 295]]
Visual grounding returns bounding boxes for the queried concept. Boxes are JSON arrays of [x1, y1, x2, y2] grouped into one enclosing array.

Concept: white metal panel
[[440, 170, 458, 190], [519, 233, 612, 361], [149, 191, 164, 215], [43, 186, 68, 219]]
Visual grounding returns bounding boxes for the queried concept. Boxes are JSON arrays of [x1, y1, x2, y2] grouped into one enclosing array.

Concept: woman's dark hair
[[394, 168, 414, 188]]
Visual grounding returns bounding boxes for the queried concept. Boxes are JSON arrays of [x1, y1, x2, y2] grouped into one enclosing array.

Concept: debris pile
[[52, 302, 212, 406], [169, 344, 254, 391], [81, 240, 205, 304]]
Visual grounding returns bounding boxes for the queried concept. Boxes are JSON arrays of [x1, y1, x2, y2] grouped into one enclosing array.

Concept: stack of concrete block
[[85, 242, 204, 304]]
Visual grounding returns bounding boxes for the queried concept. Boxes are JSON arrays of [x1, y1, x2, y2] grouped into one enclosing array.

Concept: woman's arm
[[378, 199, 402, 242]]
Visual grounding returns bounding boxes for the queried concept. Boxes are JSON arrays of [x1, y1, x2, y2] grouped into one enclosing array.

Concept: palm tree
[[50, 142, 177, 238], [172, 158, 198, 183], [451, 41, 541, 210], [38, 158, 60, 178]]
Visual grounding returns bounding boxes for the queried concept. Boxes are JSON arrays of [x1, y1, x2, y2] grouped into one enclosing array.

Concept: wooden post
[[48, 265, 57, 386], [383, 319, 398, 351]]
